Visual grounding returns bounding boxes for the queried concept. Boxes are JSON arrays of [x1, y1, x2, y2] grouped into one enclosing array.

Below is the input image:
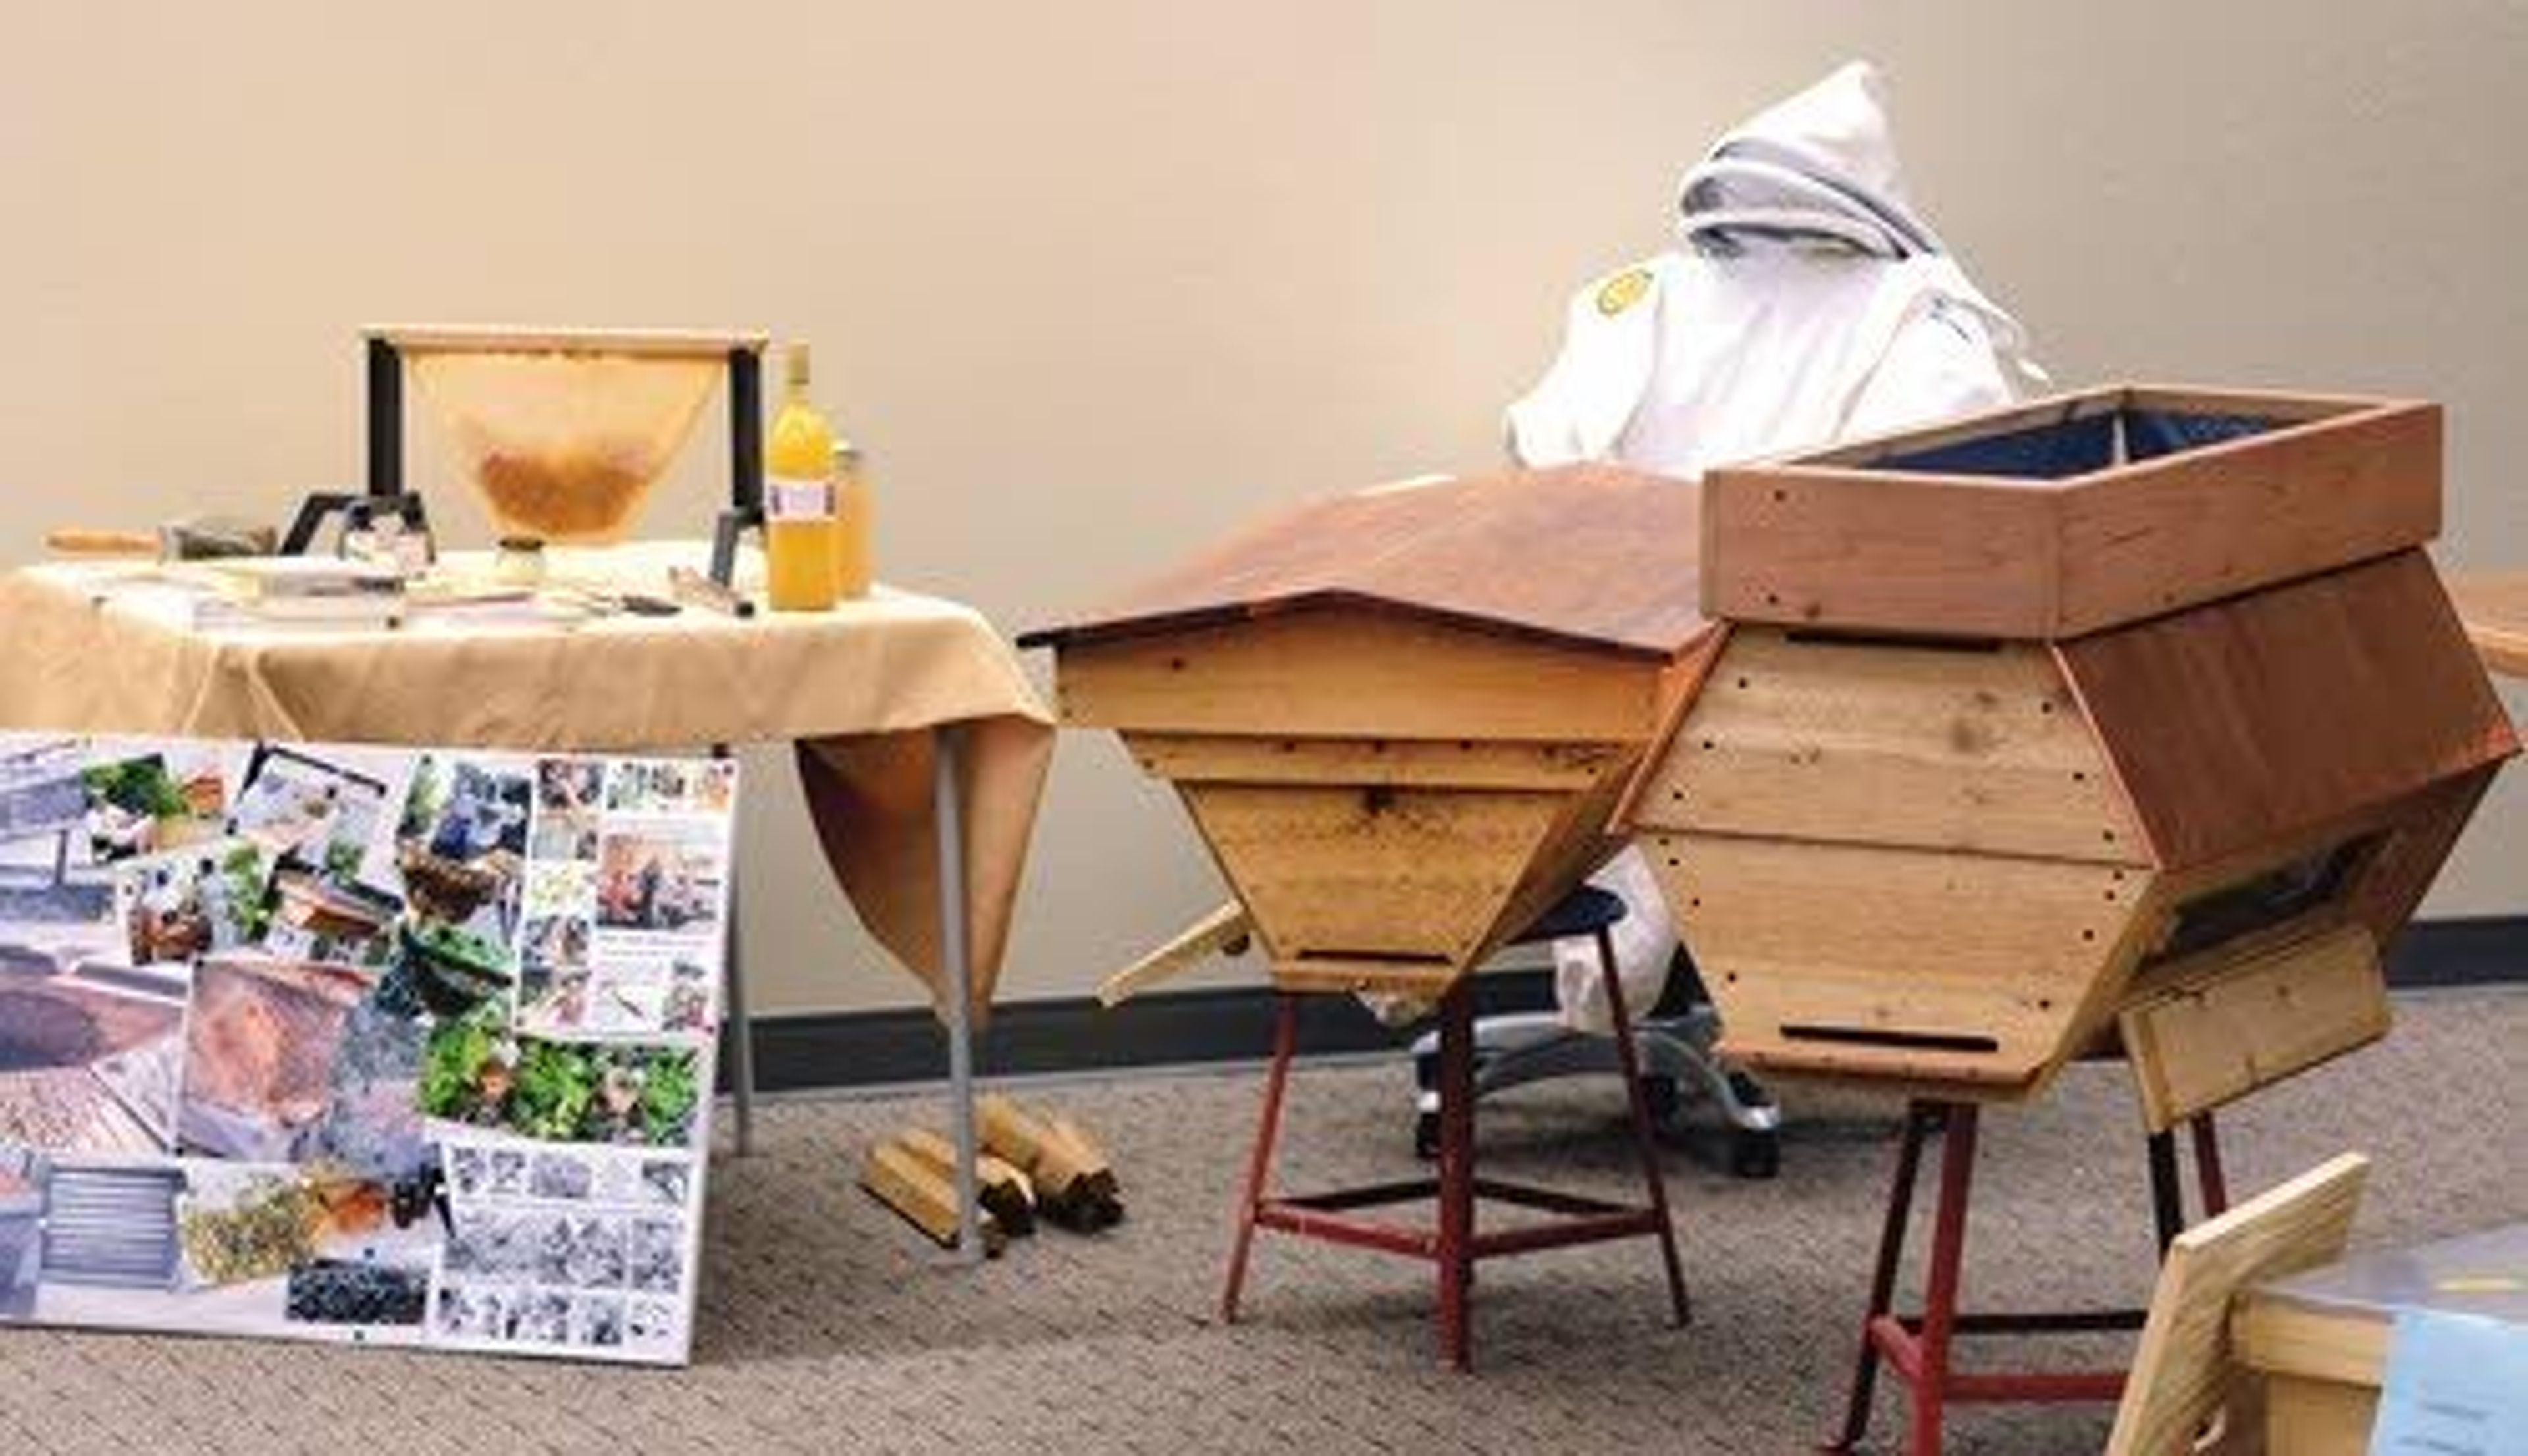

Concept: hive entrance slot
[[1780, 629, 2004, 654], [2144, 833, 2382, 970], [1777, 1024, 2001, 1054]]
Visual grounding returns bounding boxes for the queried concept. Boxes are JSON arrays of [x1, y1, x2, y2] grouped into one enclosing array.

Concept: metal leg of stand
[[933, 723, 984, 1264], [713, 744, 755, 1157], [2146, 1128, 2186, 1253]]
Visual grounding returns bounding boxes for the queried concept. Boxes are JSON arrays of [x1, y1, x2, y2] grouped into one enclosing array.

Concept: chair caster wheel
[[1413, 1111, 1440, 1160], [1729, 1128, 1781, 1180]]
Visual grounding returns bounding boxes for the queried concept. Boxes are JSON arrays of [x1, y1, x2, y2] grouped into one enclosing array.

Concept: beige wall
[[4, 2, 2522, 1015]]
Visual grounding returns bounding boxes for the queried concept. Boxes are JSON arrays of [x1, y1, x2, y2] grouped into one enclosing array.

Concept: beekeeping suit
[[1508, 61, 2047, 1033]]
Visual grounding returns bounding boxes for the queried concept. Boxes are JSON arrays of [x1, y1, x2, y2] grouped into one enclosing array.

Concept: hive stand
[[1221, 888, 1689, 1369], [1626, 385, 2517, 1453], [1022, 466, 1717, 1365]]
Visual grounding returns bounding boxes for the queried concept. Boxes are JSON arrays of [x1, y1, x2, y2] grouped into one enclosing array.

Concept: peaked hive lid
[[1021, 464, 1710, 661]]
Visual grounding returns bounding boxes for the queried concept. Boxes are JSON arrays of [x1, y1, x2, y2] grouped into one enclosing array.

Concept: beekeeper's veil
[[1508, 60, 2043, 482]]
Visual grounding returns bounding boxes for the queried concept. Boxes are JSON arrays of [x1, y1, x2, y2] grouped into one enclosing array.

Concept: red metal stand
[[1822, 1101, 2228, 1455], [1221, 927, 1689, 1370]]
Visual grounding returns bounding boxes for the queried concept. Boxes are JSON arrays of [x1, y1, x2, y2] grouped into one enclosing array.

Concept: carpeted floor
[[0, 985, 2519, 1455]]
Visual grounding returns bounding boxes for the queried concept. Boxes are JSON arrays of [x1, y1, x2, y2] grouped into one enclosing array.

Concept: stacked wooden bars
[[1020, 466, 1720, 997], [1635, 384, 2517, 1118]]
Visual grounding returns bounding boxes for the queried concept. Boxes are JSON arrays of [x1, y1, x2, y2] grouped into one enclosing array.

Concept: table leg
[[713, 743, 756, 1158], [932, 723, 984, 1264]]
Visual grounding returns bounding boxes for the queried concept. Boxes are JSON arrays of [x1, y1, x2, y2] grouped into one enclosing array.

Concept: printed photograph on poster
[[394, 755, 530, 948], [0, 957, 188, 1155], [444, 1141, 694, 1211], [540, 953, 714, 1039], [230, 746, 388, 883], [517, 910, 593, 1033], [432, 1188, 689, 1355], [0, 1149, 40, 1320], [421, 1005, 704, 1149], [79, 746, 230, 865], [178, 958, 368, 1161], [594, 829, 722, 937], [115, 839, 275, 967], [171, 1163, 435, 1333], [263, 868, 398, 970], [0, 742, 120, 979], [531, 760, 604, 862]]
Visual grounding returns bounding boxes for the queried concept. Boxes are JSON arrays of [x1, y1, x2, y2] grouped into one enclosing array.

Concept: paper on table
[[2369, 1308, 2528, 1455]]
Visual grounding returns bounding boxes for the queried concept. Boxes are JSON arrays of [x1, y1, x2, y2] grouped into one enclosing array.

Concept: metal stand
[[932, 724, 984, 1263], [1221, 915, 1689, 1370], [712, 743, 756, 1157], [706, 727, 978, 1250], [359, 330, 767, 588], [1822, 1101, 2229, 1455]]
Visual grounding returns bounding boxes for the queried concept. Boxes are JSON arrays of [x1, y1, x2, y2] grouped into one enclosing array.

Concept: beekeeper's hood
[[1679, 61, 1944, 259]]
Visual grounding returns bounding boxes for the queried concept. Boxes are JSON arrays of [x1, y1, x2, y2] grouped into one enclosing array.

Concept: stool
[[1219, 885, 1690, 1370], [1824, 1096, 2229, 1455]]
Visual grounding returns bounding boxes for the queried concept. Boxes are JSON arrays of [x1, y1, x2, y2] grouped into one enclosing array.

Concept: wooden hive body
[[1638, 386, 2517, 1110], [1025, 466, 1716, 995]]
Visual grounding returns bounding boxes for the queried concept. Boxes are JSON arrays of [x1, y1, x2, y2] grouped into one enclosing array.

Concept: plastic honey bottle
[[764, 343, 841, 611]]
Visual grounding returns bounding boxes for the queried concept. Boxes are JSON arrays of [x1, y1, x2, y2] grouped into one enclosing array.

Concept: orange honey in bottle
[[764, 342, 841, 610]]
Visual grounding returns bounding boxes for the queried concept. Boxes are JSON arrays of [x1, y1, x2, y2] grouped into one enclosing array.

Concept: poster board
[[0, 731, 735, 1365]]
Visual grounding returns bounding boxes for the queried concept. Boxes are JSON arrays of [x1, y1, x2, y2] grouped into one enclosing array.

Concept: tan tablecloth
[[0, 543, 1053, 1022]]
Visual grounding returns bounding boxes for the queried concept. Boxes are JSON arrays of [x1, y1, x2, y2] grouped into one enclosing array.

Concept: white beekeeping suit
[[1508, 61, 2046, 1033]]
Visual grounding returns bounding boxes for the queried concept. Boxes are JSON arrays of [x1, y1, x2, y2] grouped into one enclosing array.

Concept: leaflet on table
[[2371, 1307, 2528, 1456]]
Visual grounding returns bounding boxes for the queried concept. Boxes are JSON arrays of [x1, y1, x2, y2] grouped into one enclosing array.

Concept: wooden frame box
[[1639, 388, 2514, 1109], [1023, 467, 1717, 997], [1702, 384, 2441, 638]]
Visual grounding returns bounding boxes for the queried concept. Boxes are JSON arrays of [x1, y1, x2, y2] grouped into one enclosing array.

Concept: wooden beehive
[[1633, 385, 2517, 1116], [1022, 467, 1718, 997]]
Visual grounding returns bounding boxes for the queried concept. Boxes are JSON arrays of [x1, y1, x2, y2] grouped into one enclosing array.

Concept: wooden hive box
[[1022, 466, 1718, 997], [1632, 386, 2517, 1115]]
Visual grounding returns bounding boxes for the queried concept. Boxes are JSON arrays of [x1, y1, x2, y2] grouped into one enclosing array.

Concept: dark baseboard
[[724, 914, 2528, 1095]]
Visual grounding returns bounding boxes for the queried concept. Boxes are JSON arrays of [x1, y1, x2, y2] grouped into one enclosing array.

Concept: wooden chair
[[2104, 1153, 2369, 1456]]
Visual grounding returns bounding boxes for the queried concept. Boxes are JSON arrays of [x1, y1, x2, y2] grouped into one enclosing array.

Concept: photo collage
[[0, 731, 735, 1365]]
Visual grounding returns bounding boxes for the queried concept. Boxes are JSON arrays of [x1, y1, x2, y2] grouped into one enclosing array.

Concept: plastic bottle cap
[[785, 342, 812, 390]]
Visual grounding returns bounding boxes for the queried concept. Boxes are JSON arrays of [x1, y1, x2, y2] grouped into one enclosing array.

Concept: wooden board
[[1054, 608, 1668, 743], [2262, 1377, 2375, 1456], [2233, 1301, 2396, 1388], [1704, 384, 2442, 638], [1097, 900, 1251, 1007], [1631, 628, 2145, 864], [1648, 830, 2149, 1095], [2055, 400, 2440, 635], [2446, 568, 2528, 679], [2342, 765, 2500, 941], [2057, 550, 2518, 870], [2119, 925, 2390, 1133], [1698, 465, 2059, 638], [1182, 781, 1566, 975], [1023, 464, 1708, 662], [2105, 1153, 2368, 1456], [366, 324, 768, 357]]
